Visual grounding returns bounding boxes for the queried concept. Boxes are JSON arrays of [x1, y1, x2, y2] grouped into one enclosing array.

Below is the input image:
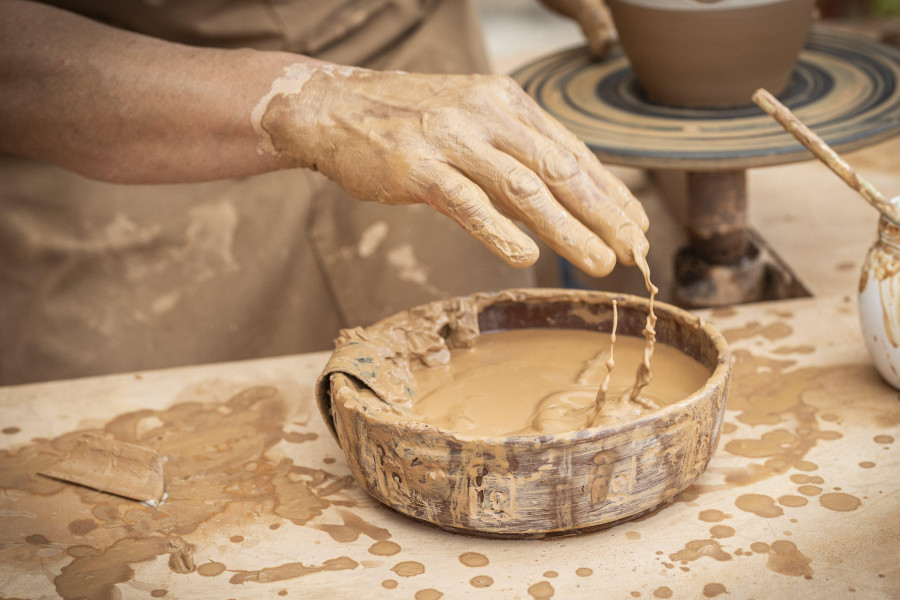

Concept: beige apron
[[0, 0, 536, 385]]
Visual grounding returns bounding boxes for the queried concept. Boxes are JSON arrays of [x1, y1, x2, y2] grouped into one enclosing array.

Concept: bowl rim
[[319, 288, 732, 448]]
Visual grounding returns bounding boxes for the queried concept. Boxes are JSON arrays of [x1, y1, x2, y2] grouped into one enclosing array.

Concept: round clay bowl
[[316, 289, 731, 538], [607, 0, 815, 108]]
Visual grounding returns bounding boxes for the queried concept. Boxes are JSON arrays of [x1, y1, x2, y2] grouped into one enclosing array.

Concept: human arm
[[0, 0, 297, 183], [0, 0, 647, 276]]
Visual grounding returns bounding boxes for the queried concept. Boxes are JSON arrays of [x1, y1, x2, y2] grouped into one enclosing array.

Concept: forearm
[[0, 0, 310, 184]]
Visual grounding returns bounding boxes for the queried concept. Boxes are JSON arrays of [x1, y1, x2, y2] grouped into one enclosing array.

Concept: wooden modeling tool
[[752, 88, 898, 223], [39, 432, 165, 504]]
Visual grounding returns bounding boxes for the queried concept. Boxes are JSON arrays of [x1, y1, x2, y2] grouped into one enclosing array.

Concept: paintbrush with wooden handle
[[752, 88, 898, 223]]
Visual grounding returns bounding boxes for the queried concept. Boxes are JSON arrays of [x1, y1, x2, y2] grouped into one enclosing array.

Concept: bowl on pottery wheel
[[607, 0, 815, 107], [315, 289, 731, 538]]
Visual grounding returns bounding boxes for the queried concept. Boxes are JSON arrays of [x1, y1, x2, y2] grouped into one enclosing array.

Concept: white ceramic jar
[[859, 212, 900, 389]]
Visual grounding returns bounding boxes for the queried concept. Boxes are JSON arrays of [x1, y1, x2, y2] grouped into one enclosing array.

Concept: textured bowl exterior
[[321, 290, 732, 537]]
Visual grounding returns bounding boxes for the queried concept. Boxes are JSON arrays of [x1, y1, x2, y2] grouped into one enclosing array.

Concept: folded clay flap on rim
[[314, 292, 485, 440]]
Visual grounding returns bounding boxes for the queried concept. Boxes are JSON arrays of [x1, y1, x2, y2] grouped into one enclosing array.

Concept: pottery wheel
[[512, 27, 900, 171]]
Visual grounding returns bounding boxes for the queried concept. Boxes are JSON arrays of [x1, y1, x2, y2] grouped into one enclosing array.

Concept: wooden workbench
[[1, 295, 898, 599]]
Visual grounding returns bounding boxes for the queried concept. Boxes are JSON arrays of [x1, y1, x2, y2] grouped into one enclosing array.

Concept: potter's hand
[[258, 64, 648, 277], [539, 0, 616, 59]]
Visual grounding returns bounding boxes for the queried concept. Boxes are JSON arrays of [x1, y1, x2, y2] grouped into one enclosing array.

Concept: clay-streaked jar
[[607, 0, 815, 108], [859, 213, 900, 390]]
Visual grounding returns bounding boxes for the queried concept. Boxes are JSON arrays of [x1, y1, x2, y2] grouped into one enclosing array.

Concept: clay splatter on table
[[1, 298, 898, 598]]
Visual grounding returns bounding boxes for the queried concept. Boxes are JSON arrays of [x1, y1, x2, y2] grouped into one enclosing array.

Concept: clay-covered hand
[[257, 64, 647, 277], [539, 0, 616, 59]]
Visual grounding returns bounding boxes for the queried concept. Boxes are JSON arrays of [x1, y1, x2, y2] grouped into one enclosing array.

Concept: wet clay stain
[[716, 343, 852, 489], [382, 579, 398, 589], [709, 525, 734, 539], [2, 427, 21, 435], [0, 385, 363, 599], [391, 561, 425, 577], [790, 474, 824, 485], [778, 495, 809, 507], [874, 434, 894, 444], [721, 321, 793, 343], [653, 586, 673, 598], [314, 509, 390, 542], [752, 540, 814, 578], [229, 556, 358, 584], [415, 590, 444, 600], [670, 539, 731, 564], [576, 567, 593, 577], [68, 519, 98, 537], [703, 582, 727, 597], [698, 509, 730, 523], [459, 552, 490, 567], [150, 590, 167, 597], [735, 494, 783, 518], [470, 575, 494, 588], [197, 561, 227, 577], [369, 540, 401, 556], [528, 580, 555, 599], [820, 492, 862, 511], [543, 570, 558, 578]]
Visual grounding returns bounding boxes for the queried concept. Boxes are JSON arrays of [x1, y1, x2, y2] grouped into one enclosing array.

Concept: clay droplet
[[229, 535, 244, 544], [767, 540, 814, 578], [777, 495, 808, 508], [873, 434, 894, 444], [414, 589, 443, 600], [369, 540, 401, 556], [859, 461, 876, 468], [625, 531, 641, 540], [382, 579, 398, 589], [197, 561, 226, 577], [576, 567, 593, 577], [735, 494, 783, 518], [528, 581, 555, 599], [459, 552, 489, 567], [25, 534, 50, 545], [709, 525, 734, 539], [819, 492, 861, 512], [2, 426, 20, 435], [670, 539, 731, 564], [653, 586, 673, 598], [789, 474, 823, 485], [797, 485, 821, 496], [698, 509, 728, 523], [543, 571, 558, 578], [703, 582, 727, 597], [470, 575, 494, 588], [150, 590, 167, 598], [68, 519, 98, 537], [391, 561, 425, 578]]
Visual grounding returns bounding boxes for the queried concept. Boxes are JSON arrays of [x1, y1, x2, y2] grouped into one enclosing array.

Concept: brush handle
[[752, 88, 898, 223]]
